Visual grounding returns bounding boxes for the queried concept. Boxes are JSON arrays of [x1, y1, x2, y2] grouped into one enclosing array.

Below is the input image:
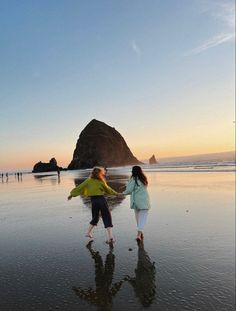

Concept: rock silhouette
[[32, 158, 62, 173], [68, 119, 141, 169], [149, 154, 158, 164]]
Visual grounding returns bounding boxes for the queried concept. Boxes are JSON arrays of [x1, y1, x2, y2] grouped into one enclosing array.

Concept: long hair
[[90, 167, 105, 182], [132, 166, 148, 186]]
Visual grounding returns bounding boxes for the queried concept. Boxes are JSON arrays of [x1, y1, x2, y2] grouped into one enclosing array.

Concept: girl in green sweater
[[68, 167, 118, 243]]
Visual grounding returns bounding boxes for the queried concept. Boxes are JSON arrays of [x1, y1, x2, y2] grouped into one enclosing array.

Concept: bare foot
[[85, 233, 93, 239]]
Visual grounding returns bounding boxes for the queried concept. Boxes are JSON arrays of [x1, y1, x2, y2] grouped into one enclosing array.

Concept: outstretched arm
[[123, 178, 136, 195], [68, 179, 88, 199], [102, 182, 118, 195]]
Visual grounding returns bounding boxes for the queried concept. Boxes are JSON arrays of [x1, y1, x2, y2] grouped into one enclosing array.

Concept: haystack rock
[[68, 119, 141, 169], [32, 158, 62, 173], [149, 154, 158, 164]]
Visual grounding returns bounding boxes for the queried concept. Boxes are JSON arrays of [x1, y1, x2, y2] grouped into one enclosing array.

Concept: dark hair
[[132, 166, 148, 186]]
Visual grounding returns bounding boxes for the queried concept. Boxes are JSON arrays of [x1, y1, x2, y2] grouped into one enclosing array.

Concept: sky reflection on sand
[[0, 170, 235, 310]]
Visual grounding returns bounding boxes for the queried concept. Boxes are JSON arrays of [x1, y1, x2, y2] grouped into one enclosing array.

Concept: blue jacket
[[123, 177, 150, 210]]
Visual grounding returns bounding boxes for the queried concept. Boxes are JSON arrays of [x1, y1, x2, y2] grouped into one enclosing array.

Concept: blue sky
[[0, 0, 235, 170]]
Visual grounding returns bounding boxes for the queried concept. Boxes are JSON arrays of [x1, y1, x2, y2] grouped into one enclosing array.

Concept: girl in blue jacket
[[123, 166, 150, 241]]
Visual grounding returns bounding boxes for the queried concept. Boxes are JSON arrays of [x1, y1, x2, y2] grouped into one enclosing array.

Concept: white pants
[[134, 209, 148, 232]]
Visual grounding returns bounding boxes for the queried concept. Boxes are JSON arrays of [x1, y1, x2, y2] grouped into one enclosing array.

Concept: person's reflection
[[72, 241, 126, 311], [126, 241, 156, 307]]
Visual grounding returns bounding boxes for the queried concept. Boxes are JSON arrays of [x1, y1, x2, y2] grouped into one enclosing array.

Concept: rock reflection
[[33, 174, 60, 185], [126, 241, 156, 307], [72, 241, 127, 311]]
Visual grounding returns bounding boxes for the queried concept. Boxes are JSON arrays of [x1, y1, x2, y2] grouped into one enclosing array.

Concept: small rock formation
[[32, 158, 62, 173], [149, 154, 158, 165], [68, 119, 141, 169]]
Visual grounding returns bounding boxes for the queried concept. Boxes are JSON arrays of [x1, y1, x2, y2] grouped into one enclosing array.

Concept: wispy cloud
[[185, 32, 235, 56], [131, 39, 141, 57], [185, 1, 235, 56], [215, 2, 235, 28]]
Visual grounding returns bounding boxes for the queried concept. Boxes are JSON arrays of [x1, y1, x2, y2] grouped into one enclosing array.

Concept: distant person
[[57, 168, 60, 183], [123, 166, 150, 241], [6, 173, 8, 178], [68, 167, 118, 244]]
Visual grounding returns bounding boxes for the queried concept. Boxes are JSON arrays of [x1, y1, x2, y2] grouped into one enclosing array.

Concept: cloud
[[185, 1, 235, 56], [131, 39, 141, 57], [185, 32, 235, 55], [215, 2, 235, 28]]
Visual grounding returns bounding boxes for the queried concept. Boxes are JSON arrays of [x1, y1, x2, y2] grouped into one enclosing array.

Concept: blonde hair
[[90, 167, 105, 181]]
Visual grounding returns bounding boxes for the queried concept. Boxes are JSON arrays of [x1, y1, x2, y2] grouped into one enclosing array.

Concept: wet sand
[[0, 169, 235, 310]]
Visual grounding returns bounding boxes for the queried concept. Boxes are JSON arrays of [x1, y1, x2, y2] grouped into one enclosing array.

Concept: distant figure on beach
[[72, 241, 127, 310], [57, 168, 60, 183], [123, 166, 150, 241], [68, 167, 118, 244]]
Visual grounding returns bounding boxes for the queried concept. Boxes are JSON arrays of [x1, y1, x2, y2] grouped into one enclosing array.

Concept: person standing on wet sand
[[123, 166, 150, 241], [68, 167, 118, 244]]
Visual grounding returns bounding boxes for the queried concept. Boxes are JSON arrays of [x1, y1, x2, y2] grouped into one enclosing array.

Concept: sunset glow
[[0, 1, 235, 171]]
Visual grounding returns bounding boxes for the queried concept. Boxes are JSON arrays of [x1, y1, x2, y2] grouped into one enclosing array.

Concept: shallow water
[[0, 170, 235, 311]]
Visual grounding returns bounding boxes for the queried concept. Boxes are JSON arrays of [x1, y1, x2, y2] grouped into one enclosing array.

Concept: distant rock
[[68, 119, 141, 169], [149, 154, 158, 165], [32, 158, 62, 173]]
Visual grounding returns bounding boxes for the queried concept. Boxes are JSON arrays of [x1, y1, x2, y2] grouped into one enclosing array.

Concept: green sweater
[[70, 178, 118, 197]]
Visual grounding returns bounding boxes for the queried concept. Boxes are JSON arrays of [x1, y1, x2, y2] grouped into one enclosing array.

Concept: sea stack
[[149, 154, 158, 165], [32, 158, 62, 173], [68, 119, 141, 169]]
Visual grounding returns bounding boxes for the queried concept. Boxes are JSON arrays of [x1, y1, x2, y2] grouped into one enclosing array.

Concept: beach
[[0, 167, 235, 311]]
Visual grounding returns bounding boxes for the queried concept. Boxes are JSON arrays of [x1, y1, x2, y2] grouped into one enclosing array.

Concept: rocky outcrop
[[68, 119, 141, 169], [149, 155, 158, 165], [32, 158, 62, 173]]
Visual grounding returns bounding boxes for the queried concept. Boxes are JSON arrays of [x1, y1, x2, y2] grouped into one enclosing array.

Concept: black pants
[[90, 196, 113, 228]]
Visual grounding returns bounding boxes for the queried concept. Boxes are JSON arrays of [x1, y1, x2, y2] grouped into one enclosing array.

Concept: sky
[[0, 0, 235, 171]]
